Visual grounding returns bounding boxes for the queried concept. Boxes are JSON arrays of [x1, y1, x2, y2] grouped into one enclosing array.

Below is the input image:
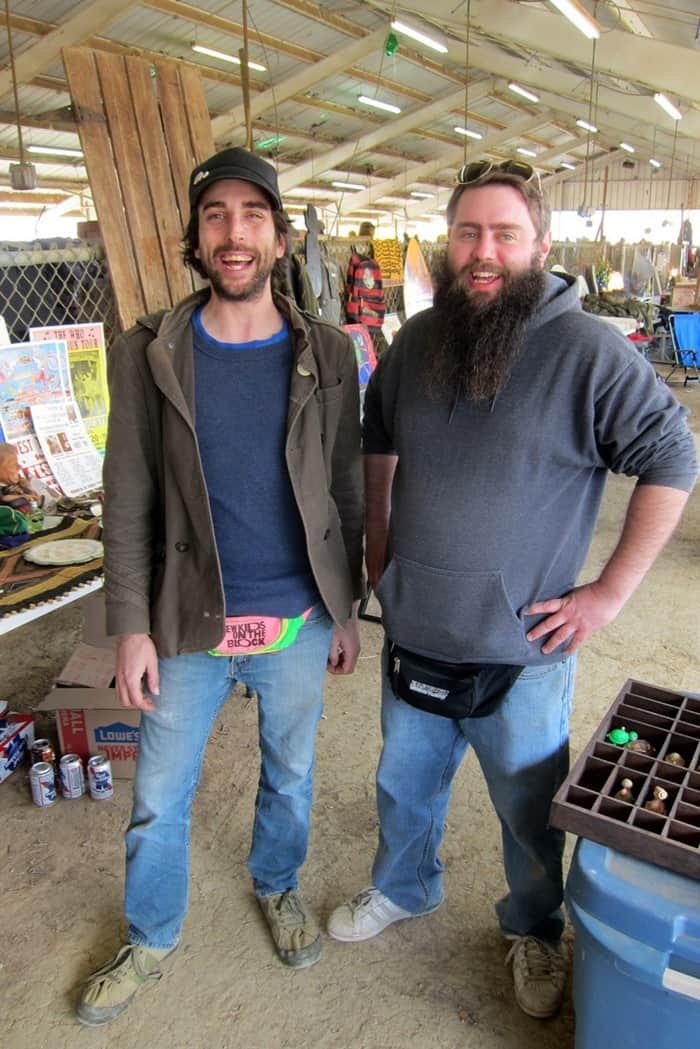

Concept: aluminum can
[[30, 761, 57, 807], [87, 755, 114, 800], [59, 753, 85, 799], [31, 738, 56, 766]]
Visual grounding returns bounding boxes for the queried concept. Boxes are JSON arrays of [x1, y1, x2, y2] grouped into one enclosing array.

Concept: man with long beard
[[328, 162, 696, 1019], [77, 148, 363, 1026]]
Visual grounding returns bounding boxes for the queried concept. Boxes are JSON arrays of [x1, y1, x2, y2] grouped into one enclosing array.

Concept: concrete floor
[[2, 385, 698, 1049]]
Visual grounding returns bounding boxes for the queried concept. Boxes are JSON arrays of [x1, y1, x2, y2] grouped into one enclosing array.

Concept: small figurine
[[644, 785, 668, 815], [606, 726, 638, 746], [664, 752, 685, 768], [626, 738, 655, 756], [615, 778, 635, 803]]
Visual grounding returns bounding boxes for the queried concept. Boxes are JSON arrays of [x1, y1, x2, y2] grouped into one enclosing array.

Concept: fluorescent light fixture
[[548, 0, 600, 39], [576, 119, 598, 133], [508, 82, 539, 103], [358, 94, 401, 114], [560, 161, 576, 170], [454, 126, 483, 140], [390, 18, 448, 54], [410, 191, 435, 199], [649, 158, 662, 168], [516, 148, 537, 158], [331, 181, 364, 191], [27, 144, 83, 158], [256, 135, 286, 150], [192, 44, 266, 72], [654, 93, 682, 121], [619, 142, 635, 153]]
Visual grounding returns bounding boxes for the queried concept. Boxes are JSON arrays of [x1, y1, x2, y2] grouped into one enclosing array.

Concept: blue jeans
[[372, 646, 576, 942], [125, 604, 333, 949]]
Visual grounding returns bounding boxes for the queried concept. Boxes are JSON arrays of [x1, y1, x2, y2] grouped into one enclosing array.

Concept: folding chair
[[666, 313, 700, 387]]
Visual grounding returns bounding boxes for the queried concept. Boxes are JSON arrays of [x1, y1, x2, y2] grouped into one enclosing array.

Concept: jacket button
[[175, 541, 189, 552], [297, 364, 312, 377]]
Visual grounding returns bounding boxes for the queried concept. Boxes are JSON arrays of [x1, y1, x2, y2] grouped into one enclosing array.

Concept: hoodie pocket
[[375, 555, 529, 663]]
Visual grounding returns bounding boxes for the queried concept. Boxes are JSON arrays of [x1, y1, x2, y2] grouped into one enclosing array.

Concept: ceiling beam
[[278, 82, 494, 193], [0, 0, 134, 97], [338, 111, 550, 214], [211, 28, 386, 139]]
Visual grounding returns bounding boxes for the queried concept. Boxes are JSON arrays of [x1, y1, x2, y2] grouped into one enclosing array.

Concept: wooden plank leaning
[[155, 59, 195, 225], [62, 47, 145, 332]]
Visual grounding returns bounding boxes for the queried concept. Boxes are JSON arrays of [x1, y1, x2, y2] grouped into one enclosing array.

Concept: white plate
[[24, 539, 104, 566]]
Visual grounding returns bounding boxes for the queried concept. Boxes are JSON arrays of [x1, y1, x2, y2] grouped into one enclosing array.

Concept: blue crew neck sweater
[[192, 308, 319, 616]]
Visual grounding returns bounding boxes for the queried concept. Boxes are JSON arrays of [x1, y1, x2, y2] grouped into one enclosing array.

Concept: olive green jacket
[[102, 289, 363, 657]]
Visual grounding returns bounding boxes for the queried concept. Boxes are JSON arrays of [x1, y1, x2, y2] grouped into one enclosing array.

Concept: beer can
[[87, 755, 114, 800], [59, 753, 85, 799], [31, 738, 56, 766], [30, 761, 57, 807]]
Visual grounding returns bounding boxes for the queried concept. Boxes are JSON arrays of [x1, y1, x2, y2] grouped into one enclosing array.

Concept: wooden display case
[[550, 680, 700, 879]]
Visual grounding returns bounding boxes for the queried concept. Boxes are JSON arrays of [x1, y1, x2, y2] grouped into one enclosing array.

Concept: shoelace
[[505, 936, 564, 979], [89, 946, 161, 988], [273, 891, 307, 929], [349, 888, 381, 913]]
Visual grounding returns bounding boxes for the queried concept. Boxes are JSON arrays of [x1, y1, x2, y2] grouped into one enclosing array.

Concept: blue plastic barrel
[[566, 838, 700, 1048]]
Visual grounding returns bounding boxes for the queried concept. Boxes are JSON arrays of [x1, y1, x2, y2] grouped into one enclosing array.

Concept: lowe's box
[[38, 689, 139, 778], [566, 838, 700, 1049]]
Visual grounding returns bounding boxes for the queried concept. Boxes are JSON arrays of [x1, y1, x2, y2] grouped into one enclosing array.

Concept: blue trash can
[[566, 838, 700, 1049]]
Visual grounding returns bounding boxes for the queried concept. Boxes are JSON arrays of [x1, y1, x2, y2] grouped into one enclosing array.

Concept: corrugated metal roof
[[0, 0, 698, 221]]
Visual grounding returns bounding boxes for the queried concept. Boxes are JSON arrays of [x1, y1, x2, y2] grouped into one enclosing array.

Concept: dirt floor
[[2, 385, 698, 1049]]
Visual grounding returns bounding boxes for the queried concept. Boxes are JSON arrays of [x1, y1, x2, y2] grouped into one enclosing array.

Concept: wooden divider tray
[[550, 679, 700, 879]]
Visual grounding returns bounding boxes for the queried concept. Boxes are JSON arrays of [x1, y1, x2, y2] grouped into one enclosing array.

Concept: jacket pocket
[[375, 555, 529, 663]]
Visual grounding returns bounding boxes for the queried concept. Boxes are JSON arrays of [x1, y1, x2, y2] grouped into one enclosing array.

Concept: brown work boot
[[258, 890, 322, 969], [77, 943, 174, 1026]]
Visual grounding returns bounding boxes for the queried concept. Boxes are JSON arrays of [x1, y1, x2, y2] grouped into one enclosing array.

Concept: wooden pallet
[[63, 48, 214, 332]]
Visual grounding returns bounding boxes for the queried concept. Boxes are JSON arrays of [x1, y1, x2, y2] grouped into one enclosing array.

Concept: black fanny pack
[[388, 640, 523, 719]]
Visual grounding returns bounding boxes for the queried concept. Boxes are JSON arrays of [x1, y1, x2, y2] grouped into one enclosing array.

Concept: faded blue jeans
[[373, 646, 576, 942], [125, 604, 334, 949]]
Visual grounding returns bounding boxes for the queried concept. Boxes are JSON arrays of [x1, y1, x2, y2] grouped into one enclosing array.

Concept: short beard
[[206, 261, 274, 303], [427, 253, 546, 403]]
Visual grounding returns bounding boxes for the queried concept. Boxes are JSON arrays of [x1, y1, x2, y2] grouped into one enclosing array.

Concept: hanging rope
[[463, 0, 472, 166], [239, 0, 253, 151], [5, 0, 26, 164]]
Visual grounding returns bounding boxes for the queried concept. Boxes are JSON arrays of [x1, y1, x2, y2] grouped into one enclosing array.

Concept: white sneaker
[[327, 887, 415, 942], [505, 935, 567, 1019]]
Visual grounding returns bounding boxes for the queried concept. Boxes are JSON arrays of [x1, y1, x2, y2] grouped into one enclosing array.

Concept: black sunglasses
[[456, 159, 541, 191]]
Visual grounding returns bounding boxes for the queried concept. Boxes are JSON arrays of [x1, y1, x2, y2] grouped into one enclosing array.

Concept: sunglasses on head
[[456, 159, 541, 191]]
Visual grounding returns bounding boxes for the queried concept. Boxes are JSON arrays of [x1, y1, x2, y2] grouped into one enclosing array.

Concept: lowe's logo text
[[95, 723, 140, 745]]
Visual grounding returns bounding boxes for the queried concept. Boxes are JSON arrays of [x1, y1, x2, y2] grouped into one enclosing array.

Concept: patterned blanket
[[0, 516, 103, 621]]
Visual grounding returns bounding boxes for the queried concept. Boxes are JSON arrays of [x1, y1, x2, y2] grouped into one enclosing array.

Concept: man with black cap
[[77, 148, 363, 1026]]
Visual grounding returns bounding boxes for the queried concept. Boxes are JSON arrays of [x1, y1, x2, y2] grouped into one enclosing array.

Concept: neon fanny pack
[[208, 607, 312, 657]]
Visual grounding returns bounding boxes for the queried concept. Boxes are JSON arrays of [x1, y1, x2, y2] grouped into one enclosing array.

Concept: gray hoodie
[[364, 273, 697, 665]]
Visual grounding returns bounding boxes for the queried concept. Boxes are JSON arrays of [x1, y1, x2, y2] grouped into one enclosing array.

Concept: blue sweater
[[193, 309, 319, 616]]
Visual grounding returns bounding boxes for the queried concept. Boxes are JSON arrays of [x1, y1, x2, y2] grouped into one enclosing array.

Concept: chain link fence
[[0, 240, 117, 345]]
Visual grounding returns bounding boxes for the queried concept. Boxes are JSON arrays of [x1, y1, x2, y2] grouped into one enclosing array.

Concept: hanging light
[[331, 181, 364, 191], [516, 147, 537, 158], [560, 161, 576, 170], [358, 95, 401, 115], [508, 83, 539, 104], [619, 142, 635, 153], [653, 93, 682, 122], [454, 126, 482, 140], [390, 18, 448, 54], [27, 145, 83, 158], [192, 44, 266, 72], [576, 119, 598, 133], [547, 0, 600, 40]]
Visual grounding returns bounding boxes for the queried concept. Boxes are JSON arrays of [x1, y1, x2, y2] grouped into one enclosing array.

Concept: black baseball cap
[[189, 147, 282, 210]]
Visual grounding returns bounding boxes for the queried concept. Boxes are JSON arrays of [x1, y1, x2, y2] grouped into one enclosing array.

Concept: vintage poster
[[0, 339, 72, 407], [0, 402, 62, 499], [403, 237, 433, 319], [30, 401, 103, 498], [381, 312, 403, 346], [30, 323, 109, 454]]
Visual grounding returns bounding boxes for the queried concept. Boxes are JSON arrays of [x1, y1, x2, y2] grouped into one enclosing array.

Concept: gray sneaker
[[77, 944, 174, 1027], [505, 935, 567, 1018], [258, 890, 322, 969]]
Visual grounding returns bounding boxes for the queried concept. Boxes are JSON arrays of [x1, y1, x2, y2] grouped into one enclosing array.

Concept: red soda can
[[87, 755, 114, 800], [59, 754, 85, 799], [30, 761, 57, 807], [31, 739, 56, 766]]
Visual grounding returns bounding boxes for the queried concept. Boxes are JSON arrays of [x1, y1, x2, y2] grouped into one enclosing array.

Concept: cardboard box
[[38, 689, 139, 778], [56, 642, 115, 688], [0, 712, 35, 784]]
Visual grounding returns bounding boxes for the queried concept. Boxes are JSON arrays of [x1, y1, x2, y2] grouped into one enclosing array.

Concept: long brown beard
[[427, 253, 546, 403]]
